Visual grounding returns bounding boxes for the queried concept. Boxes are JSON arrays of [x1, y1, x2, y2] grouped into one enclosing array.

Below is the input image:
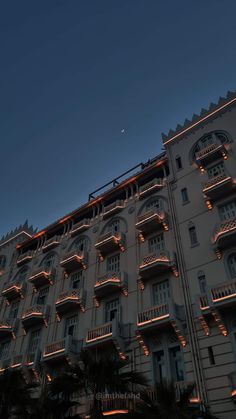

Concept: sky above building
[[1, 0, 236, 237]]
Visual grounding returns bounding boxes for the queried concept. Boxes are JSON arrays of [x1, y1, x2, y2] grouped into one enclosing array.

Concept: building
[[1, 91, 236, 418]]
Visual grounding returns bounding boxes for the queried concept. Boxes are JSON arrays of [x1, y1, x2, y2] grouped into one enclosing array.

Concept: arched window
[[73, 237, 88, 252], [198, 271, 206, 294], [43, 253, 56, 270], [0, 255, 6, 269], [108, 219, 120, 235], [228, 254, 236, 278], [146, 198, 163, 211]]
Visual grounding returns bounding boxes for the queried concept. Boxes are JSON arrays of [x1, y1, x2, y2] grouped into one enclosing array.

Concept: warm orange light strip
[[212, 293, 236, 303], [189, 397, 200, 404], [42, 241, 59, 249], [0, 231, 32, 248], [200, 305, 210, 311], [164, 97, 236, 145], [60, 255, 82, 265], [22, 312, 43, 319], [95, 278, 121, 287], [55, 296, 79, 304], [102, 410, 129, 416], [95, 236, 120, 247], [2, 285, 21, 294], [231, 389, 236, 397], [137, 313, 170, 326], [214, 224, 236, 242], [43, 348, 65, 357], [139, 258, 170, 269], [86, 332, 113, 343], [11, 363, 21, 368], [59, 216, 71, 224], [17, 254, 32, 262], [135, 213, 162, 228], [0, 325, 12, 330], [203, 176, 231, 192], [139, 184, 162, 196], [104, 205, 124, 216], [29, 271, 49, 280]]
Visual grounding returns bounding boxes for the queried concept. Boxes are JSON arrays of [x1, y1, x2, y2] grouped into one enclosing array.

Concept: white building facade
[[1, 91, 236, 418]]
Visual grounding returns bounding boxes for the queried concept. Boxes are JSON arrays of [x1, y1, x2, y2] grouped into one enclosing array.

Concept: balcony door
[[153, 280, 170, 306], [207, 162, 225, 179], [105, 299, 119, 322], [153, 342, 184, 385], [64, 315, 78, 338], [148, 233, 164, 253], [219, 201, 236, 221], [153, 350, 167, 383], [28, 329, 41, 355]]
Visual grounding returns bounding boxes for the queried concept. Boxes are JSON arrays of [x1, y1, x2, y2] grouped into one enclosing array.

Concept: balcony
[[103, 200, 125, 219], [148, 381, 199, 404], [55, 289, 86, 317], [43, 336, 81, 364], [17, 250, 33, 266], [228, 372, 236, 402], [138, 178, 165, 199], [24, 349, 41, 369], [135, 210, 169, 236], [71, 219, 90, 236], [2, 281, 25, 303], [94, 272, 128, 299], [28, 268, 55, 290], [86, 320, 126, 359], [139, 251, 177, 280], [203, 174, 234, 201], [213, 217, 236, 251], [210, 280, 236, 308], [0, 358, 11, 373], [11, 354, 23, 369], [42, 235, 60, 252], [60, 251, 87, 273], [101, 398, 133, 416], [137, 302, 186, 347], [21, 305, 50, 331], [95, 232, 125, 257], [195, 143, 228, 167], [0, 318, 18, 340], [198, 293, 210, 311]]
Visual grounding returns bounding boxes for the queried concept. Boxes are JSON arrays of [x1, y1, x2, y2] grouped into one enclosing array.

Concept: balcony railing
[[86, 320, 126, 358], [199, 294, 210, 310], [139, 250, 176, 279], [2, 281, 25, 302], [147, 381, 198, 403], [21, 305, 49, 331], [196, 143, 227, 166], [28, 268, 54, 290], [0, 318, 18, 339], [95, 232, 125, 256], [42, 235, 60, 252], [203, 174, 234, 201], [71, 219, 90, 236], [103, 200, 124, 219], [55, 289, 86, 317], [87, 323, 113, 343], [211, 280, 236, 306], [101, 397, 133, 414], [213, 217, 236, 250], [139, 178, 165, 199], [60, 251, 87, 273], [17, 250, 33, 266], [0, 358, 11, 372], [43, 335, 81, 363], [11, 354, 23, 368], [94, 272, 128, 298], [137, 303, 170, 327], [135, 210, 168, 235]]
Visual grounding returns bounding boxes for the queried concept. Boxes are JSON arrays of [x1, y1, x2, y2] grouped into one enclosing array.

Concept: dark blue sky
[[1, 0, 236, 237]]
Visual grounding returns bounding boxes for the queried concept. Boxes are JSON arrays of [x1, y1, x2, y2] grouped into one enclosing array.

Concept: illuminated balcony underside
[[43, 337, 80, 364], [196, 143, 227, 167], [2, 283, 22, 302], [11, 355, 24, 370], [71, 219, 90, 237], [17, 252, 32, 266], [139, 253, 175, 279], [95, 233, 125, 256], [55, 290, 85, 316], [135, 211, 168, 235], [21, 306, 48, 331], [94, 272, 127, 299], [28, 270, 52, 290], [60, 252, 87, 273], [203, 175, 234, 201], [0, 323, 14, 339], [101, 399, 131, 416], [213, 218, 236, 250], [42, 237, 59, 252]]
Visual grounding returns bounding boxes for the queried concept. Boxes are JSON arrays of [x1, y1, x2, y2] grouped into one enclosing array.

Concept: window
[[207, 162, 225, 179], [0, 341, 10, 360], [105, 299, 119, 322], [0, 256, 6, 269], [208, 347, 215, 365], [153, 350, 167, 383], [219, 201, 236, 221], [153, 280, 170, 305], [146, 199, 163, 211], [109, 219, 120, 235], [28, 330, 40, 354], [36, 287, 49, 305], [169, 347, 184, 381], [148, 233, 164, 253], [189, 225, 198, 246], [17, 267, 28, 283], [198, 272, 206, 294], [228, 254, 236, 278], [181, 188, 189, 204], [74, 237, 88, 253], [175, 156, 182, 170], [64, 315, 77, 337], [9, 301, 19, 319], [107, 254, 120, 272], [44, 253, 55, 271], [70, 270, 83, 289]]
